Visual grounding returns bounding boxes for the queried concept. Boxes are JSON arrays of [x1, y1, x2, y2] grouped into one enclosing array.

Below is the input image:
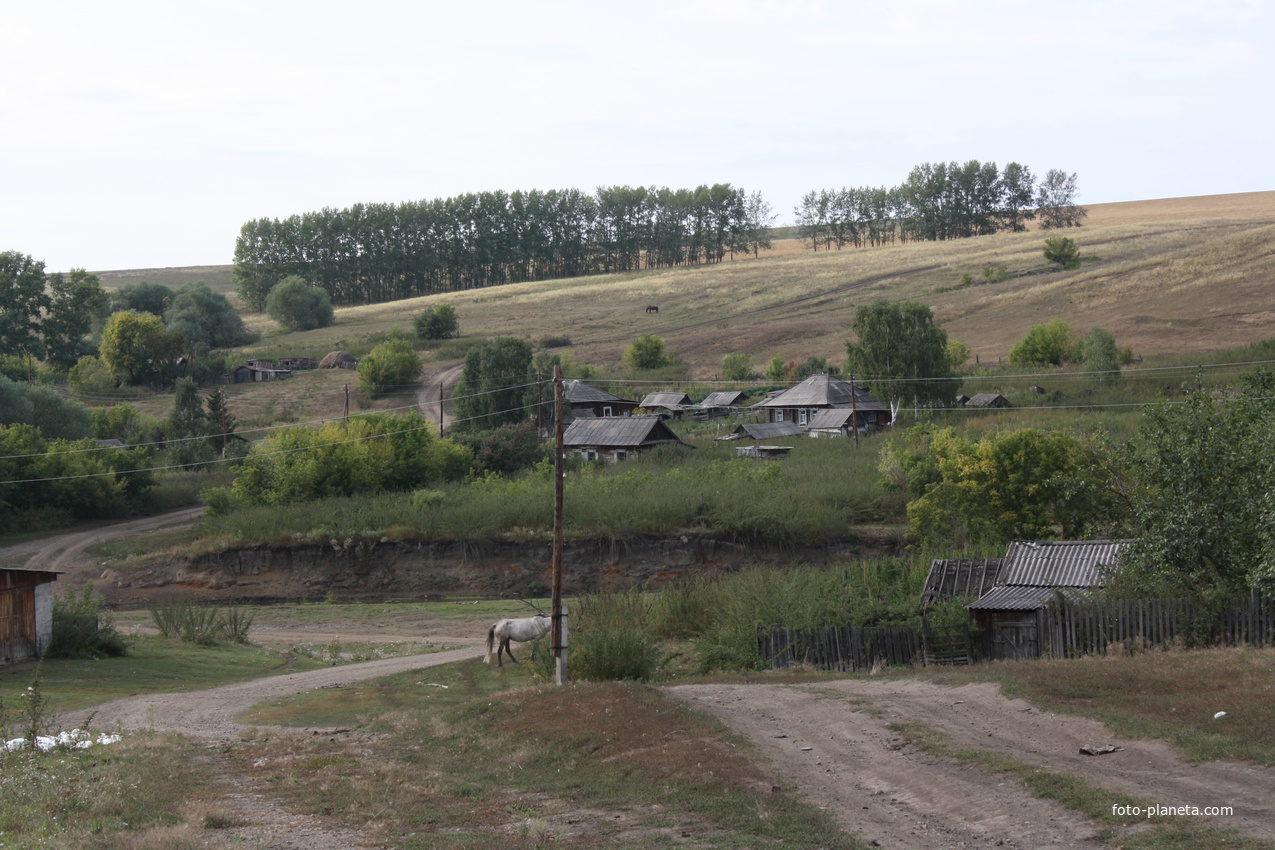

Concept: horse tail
[[484, 624, 495, 664]]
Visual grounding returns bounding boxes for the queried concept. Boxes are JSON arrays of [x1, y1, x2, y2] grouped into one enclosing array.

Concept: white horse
[[485, 615, 551, 666]]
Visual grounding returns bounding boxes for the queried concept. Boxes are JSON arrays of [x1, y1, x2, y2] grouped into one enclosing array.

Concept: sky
[[3, 0, 1272, 272]]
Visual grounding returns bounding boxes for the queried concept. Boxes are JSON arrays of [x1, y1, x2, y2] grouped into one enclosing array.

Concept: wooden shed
[[717, 421, 802, 441], [1, 568, 59, 664], [639, 391, 693, 418], [965, 392, 1010, 408]]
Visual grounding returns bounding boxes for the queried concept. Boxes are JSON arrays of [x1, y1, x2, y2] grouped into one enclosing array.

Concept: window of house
[[615, 450, 627, 462], [867, 412, 878, 424], [798, 408, 808, 425], [776, 409, 785, 421], [603, 406, 613, 417], [585, 450, 598, 462]]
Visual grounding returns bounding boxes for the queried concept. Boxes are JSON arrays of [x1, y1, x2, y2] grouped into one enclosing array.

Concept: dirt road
[[669, 678, 1275, 848], [416, 362, 463, 432]]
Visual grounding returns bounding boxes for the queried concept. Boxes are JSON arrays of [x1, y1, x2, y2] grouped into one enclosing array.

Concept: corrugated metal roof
[[968, 585, 1093, 611], [755, 374, 887, 412], [563, 416, 685, 448], [922, 558, 1004, 602], [999, 540, 1129, 588], [640, 392, 692, 408], [733, 422, 801, 440]]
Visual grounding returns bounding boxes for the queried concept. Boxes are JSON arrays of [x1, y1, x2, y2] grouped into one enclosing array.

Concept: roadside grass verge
[[910, 647, 1275, 766], [889, 719, 1271, 850], [236, 659, 866, 848], [0, 635, 323, 714], [0, 734, 229, 850]]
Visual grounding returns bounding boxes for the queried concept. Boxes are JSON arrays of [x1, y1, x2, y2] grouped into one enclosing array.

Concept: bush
[[1009, 318, 1078, 366], [358, 333, 423, 396], [46, 585, 128, 659], [721, 353, 756, 381], [1043, 236, 1081, 270], [266, 275, 335, 331], [413, 304, 459, 341], [622, 334, 673, 371], [572, 590, 661, 682]]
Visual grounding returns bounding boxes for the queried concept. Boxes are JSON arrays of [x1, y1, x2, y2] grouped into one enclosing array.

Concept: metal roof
[[640, 391, 693, 409], [563, 416, 686, 448], [564, 380, 634, 405], [968, 585, 1093, 611], [922, 558, 1004, 602], [966, 392, 1010, 408], [699, 391, 745, 407], [732, 421, 801, 440], [998, 540, 1129, 588], [807, 409, 856, 429], [755, 374, 887, 412]]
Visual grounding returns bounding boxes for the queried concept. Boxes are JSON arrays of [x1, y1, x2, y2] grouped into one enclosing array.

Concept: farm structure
[[563, 380, 640, 420], [717, 422, 802, 441], [752, 374, 891, 432], [563, 416, 690, 463], [1, 568, 59, 664], [967, 540, 1128, 661], [639, 391, 693, 418], [965, 392, 1011, 408], [692, 390, 746, 420], [232, 364, 293, 383]]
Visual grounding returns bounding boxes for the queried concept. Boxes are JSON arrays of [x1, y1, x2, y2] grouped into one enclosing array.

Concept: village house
[[639, 391, 693, 418], [752, 374, 891, 432], [1, 568, 59, 664], [563, 380, 641, 420], [717, 421, 802, 442], [965, 392, 1011, 408], [563, 416, 690, 463]]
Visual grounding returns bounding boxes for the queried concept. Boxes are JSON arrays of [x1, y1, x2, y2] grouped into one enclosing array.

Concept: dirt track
[[669, 678, 1275, 848]]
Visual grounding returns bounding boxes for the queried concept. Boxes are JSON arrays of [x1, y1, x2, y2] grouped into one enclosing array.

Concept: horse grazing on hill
[[485, 614, 551, 666], [645, 305, 659, 314]]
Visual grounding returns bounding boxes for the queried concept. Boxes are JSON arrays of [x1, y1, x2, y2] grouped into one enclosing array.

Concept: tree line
[[233, 184, 775, 309], [795, 162, 1086, 250]]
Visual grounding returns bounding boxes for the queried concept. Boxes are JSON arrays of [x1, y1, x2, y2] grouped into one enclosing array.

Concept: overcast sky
[[4, 0, 1272, 272]]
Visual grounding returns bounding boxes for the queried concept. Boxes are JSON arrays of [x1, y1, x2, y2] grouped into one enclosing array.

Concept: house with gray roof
[[718, 421, 802, 442], [563, 416, 690, 463], [563, 380, 640, 420], [639, 391, 693, 416], [965, 392, 1010, 408], [752, 374, 891, 432]]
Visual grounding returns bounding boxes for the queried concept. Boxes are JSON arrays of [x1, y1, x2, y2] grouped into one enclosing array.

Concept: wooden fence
[[1044, 591, 1271, 658], [759, 624, 924, 671]]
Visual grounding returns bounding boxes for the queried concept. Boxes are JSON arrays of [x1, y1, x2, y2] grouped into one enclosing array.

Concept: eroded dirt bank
[[102, 532, 899, 604]]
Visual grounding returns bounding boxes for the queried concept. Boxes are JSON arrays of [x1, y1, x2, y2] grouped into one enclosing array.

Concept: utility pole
[[344, 384, 349, 419], [552, 364, 568, 684], [849, 373, 860, 449]]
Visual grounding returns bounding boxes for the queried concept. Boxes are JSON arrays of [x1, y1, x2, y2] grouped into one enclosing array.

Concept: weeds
[[47, 584, 129, 659], [149, 599, 254, 645]]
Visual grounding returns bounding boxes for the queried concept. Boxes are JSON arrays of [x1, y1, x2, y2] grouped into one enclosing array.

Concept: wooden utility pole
[[849, 373, 860, 448], [344, 384, 350, 419], [552, 364, 569, 684]]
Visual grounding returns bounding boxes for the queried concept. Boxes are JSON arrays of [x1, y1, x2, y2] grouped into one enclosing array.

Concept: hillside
[[95, 190, 1275, 384]]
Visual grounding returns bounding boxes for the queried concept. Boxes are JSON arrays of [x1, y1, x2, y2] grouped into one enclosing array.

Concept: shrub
[[413, 304, 459, 341], [721, 353, 756, 381], [47, 585, 128, 659], [1009, 318, 1078, 366], [622, 334, 673, 371], [572, 590, 661, 682], [1043, 235, 1081, 270], [149, 599, 253, 645], [358, 333, 423, 396], [266, 275, 334, 331]]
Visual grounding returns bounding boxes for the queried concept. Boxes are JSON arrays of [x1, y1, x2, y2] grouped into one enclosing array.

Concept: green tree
[[164, 377, 214, 467], [1080, 327, 1120, 381], [358, 333, 423, 397], [0, 375, 91, 440], [1043, 235, 1081, 270], [622, 334, 673, 371], [1036, 169, 1088, 229], [68, 355, 116, 394], [414, 304, 460, 341], [42, 269, 111, 370], [99, 311, 184, 386], [266, 275, 335, 331], [1118, 371, 1275, 597], [91, 403, 152, 443], [764, 356, 787, 382], [112, 281, 174, 316], [205, 386, 237, 455], [1009, 319, 1077, 366], [165, 281, 252, 350], [793, 356, 839, 380], [453, 337, 535, 433], [845, 300, 953, 408], [721, 353, 756, 381], [906, 427, 1114, 548], [946, 339, 971, 371], [0, 251, 51, 365]]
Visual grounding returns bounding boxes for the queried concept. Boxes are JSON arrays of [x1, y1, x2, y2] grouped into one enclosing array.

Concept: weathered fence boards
[[760, 625, 922, 671], [1046, 592, 1271, 658]]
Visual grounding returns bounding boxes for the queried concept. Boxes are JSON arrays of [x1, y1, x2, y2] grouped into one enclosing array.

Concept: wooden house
[[1, 568, 59, 664], [564, 380, 640, 419], [718, 422, 802, 441], [693, 390, 746, 421], [753, 374, 890, 431], [967, 540, 1128, 661], [639, 391, 693, 417], [563, 416, 690, 463], [965, 392, 1010, 408]]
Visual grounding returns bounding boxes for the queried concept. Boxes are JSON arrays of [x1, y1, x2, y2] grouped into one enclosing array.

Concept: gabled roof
[[640, 391, 693, 409], [999, 540, 1128, 588], [563, 416, 687, 448], [966, 392, 1010, 408], [729, 422, 802, 440], [699, 391, 745, 407], [754, 374, 887, 412], [564, 380, 634, 405]]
